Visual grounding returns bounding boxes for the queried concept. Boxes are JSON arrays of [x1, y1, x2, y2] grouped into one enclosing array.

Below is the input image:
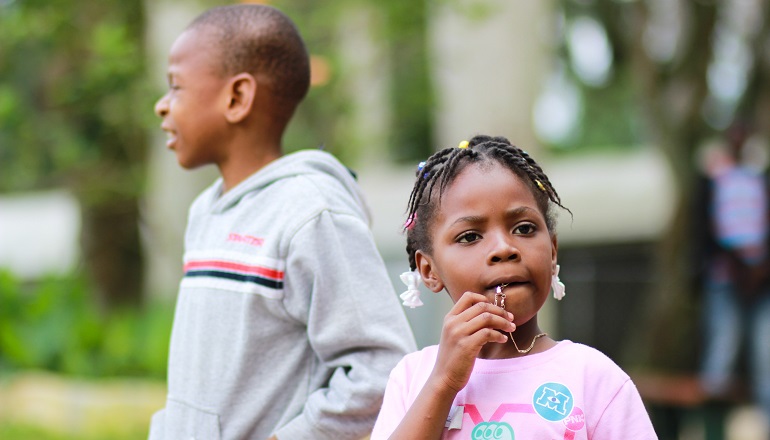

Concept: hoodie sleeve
[[274, 209, 417, 440]]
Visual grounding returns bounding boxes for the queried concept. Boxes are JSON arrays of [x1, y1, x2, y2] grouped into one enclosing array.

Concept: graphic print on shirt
[[459, 397, 585, 439], [533, 382, 574, 422], [227, 232, 265, 247], [181, 249, 285, 298], [562, 406, 585, 432], [470, 421, 514, 440]]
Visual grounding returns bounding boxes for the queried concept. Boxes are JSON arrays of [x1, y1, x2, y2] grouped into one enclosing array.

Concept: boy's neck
[[218, 132, 283, 193], [217, 95, 296, 193]]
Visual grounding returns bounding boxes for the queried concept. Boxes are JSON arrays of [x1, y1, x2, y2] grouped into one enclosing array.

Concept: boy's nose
[[488, 235, 519, 264], [154, 94, 169, 117]]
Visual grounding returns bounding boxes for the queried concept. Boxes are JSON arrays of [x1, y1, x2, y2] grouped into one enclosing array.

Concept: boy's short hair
[[190, 4, 310, 104]]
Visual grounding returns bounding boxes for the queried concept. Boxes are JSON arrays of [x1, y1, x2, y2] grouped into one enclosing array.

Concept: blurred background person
[[693, 120, 770, 428]]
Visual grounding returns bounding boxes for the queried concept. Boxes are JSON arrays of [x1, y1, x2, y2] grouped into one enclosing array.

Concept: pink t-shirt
[[371, 340, 657, 440]]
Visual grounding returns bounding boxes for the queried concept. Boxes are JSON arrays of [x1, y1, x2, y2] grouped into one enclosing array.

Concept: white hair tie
[[399, 270, 423, 308], [552, 264, 566, 300]]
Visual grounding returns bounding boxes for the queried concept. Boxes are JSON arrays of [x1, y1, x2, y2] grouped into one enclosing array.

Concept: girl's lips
[[487, 280, 528, 292], [484, 282, 528, 303]]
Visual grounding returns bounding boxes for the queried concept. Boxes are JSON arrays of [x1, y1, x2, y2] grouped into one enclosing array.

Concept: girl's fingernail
[[508, 312, 514, 320]]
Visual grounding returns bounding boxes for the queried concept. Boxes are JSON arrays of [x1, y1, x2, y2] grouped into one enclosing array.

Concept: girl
[[372, 135, 657, 439]]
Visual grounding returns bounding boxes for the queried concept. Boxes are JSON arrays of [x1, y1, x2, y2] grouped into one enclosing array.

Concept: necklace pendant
[[494, 285, 506, 308], [495, 284, 547, 355]]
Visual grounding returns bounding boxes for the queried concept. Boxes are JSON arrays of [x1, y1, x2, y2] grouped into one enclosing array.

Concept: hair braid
[[518, 149, 564, 207], [405, 149, 453, 218]]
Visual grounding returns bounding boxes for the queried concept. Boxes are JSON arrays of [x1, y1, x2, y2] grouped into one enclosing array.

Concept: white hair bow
[[552, 264, 566, 300], [399, 270, 423, 308]]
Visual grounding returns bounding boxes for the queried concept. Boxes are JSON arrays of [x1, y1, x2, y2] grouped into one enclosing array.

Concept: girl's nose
[[488, 233, 520, 264], [154, 94, 169, 117]]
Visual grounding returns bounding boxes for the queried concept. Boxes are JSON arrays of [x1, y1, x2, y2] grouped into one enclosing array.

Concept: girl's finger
[[463, 326, 509, 346], [446, 310, 514, 343], [446, 291, 489, 315], [452, 292, 514, 323], [462, 307, 516, 333], [442, 295, 515, 342], [449, 291, 513, 319]]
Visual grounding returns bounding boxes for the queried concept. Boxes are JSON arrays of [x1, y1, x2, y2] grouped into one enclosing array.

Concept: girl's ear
[[551, 234, 559, 272], [223, 73, 257, 123], [415, 250, 444, 293]]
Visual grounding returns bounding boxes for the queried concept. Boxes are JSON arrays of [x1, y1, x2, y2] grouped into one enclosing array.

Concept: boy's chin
[[171, 149, 207, 169], [175, 156, 206, 170]]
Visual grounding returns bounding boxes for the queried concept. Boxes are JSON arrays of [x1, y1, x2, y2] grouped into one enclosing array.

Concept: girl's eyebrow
[[505, 206, 537, 217], [449, 206, 537, 227], [450, 215, 485, 227]]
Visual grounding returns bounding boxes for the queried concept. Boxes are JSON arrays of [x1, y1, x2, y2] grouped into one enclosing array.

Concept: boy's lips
[[160, 126, 177, 149], [165, 135, 177, 149]]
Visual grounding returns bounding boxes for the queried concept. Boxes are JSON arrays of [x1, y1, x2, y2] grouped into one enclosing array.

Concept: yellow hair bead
[[457, 140, 469, 149], [535, 180, 546, 192]]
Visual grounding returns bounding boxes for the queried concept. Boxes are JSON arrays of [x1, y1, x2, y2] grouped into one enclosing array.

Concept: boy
[[149, 5, 416, 440]]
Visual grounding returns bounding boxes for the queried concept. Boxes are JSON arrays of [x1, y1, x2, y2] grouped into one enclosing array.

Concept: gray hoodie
[[149, 150, 416, 440]]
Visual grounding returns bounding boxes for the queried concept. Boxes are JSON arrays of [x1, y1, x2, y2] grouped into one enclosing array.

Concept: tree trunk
[[79, 194, 144, 312]]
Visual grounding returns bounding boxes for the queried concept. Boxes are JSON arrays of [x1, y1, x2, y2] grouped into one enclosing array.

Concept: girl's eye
[[513, 223, 536, 235], [457, 232, 482, 243]]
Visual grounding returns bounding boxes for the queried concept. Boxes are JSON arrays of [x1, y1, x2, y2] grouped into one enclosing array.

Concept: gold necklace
[[510, 332, 548, 354], [495, 285, 547, 354]]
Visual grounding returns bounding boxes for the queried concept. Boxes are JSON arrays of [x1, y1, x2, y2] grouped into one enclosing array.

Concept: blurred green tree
[[272, 0, 433, 164], [556, 0, 770, 371], [0, 0, 150, 311]]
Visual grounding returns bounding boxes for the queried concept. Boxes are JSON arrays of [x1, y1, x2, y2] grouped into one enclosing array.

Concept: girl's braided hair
[[404, 135, 570, 270]]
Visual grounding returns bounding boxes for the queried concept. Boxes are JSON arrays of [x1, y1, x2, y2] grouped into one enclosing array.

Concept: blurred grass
[[0, 422, 146, 440], [0, 270, 170, 437]]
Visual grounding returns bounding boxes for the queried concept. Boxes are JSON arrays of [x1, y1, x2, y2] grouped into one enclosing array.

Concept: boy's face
[[154, 28, 230, 169], [416, 162, 557, 327]]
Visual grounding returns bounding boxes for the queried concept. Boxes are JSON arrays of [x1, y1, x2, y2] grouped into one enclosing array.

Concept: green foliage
[[1, 0, 150, 309], [0, 0, 151, 198], [553, 67, 646, 153], [0, 271, 173, 379], [542, 1, 651, 154], [379, 0, 434, 163]]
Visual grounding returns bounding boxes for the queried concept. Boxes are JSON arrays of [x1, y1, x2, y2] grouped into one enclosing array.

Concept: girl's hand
[[430, 291, 515, 394]]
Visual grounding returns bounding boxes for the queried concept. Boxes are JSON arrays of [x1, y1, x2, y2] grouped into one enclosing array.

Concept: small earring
[[552, 264, 566, 300], [399, 269, 423, 308]]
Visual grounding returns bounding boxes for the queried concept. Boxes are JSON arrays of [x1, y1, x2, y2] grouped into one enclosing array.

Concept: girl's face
[[415, 162, 558, 326]]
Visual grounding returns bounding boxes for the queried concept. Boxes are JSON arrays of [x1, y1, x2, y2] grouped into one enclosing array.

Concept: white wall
[[0, 191, 79, 278]]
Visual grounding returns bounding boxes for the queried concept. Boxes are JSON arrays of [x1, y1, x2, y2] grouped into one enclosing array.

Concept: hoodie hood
[[205, 149, 372, 223]]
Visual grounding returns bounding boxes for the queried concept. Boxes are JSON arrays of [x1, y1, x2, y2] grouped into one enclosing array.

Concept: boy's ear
[[223, 73, 257, 123], [415, 250, 444, 293]]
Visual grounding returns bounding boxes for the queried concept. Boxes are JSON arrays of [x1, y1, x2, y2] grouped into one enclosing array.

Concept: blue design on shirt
[[533, 382, 573, 422]]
